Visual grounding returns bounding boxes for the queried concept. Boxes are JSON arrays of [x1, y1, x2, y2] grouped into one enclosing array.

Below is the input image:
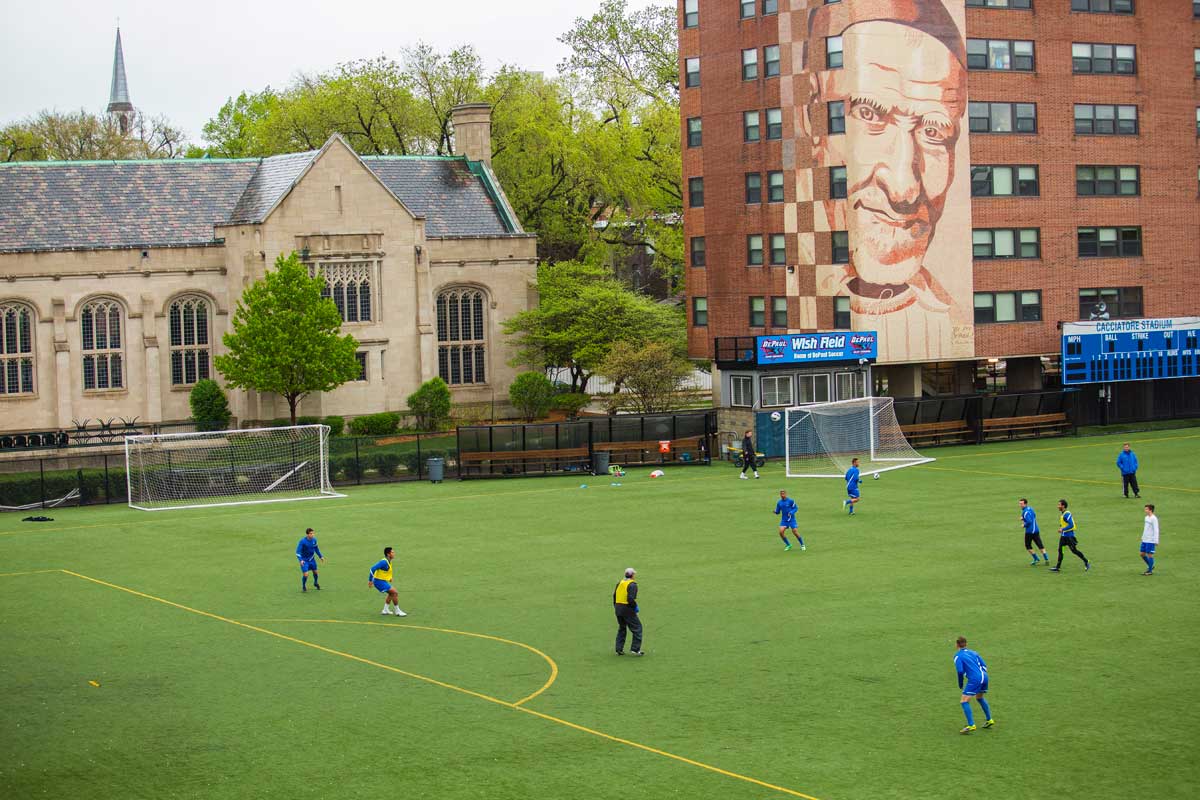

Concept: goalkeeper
[[295, 527, 324, 592], [842, 457, 862, 515]]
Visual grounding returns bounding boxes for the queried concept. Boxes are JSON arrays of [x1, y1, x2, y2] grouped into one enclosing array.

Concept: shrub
[[322, 416, 345, 435], [336, 454, 365, 481], [509, 372, 556, 422], [189, 379, 231, 431], [553, 392, 591, 417], [297, 415, 322, 426], [407, 377, 452, 431], [348, 412, 402, 436], [0, 466, 128, 506], [371, 452, 403, 478]]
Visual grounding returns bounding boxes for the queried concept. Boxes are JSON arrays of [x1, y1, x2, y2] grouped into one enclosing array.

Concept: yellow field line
[[56, 569, 822, 800], [242, 617, 557, 706], [925, 465, 1200, 494], [0, 568, 61, 578], [934, 431, 1200, 461]]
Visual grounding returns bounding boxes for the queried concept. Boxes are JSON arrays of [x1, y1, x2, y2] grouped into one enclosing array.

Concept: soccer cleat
[[754, 473, 760, 479], [1085, 563, 1091, 572], [800, 545, 806, 551], [302, 587, 307, 592], [784, 544, 792, 551], [1142, 570, 1154, 576], [394, 609, 407, 617], [959, 725, 976, 734], [1030, 560, 1039, 566], [983, 719, 995, 729], [740, 474, 749, 480], [631, 650, 645, 656], [314, 583, 321, 590], [1048, 567, 1060, 572], [615, 650, 624, 656], [381, 608, 392, 615]]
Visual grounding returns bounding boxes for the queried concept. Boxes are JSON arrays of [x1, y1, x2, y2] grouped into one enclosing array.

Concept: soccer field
[[2, 428, 1198, 800]]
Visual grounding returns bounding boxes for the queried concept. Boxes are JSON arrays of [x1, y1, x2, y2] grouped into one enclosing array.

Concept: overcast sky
[[0, 0, 665, 144]]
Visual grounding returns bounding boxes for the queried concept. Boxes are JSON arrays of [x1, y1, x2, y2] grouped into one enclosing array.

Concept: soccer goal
[[125, 424, 344, 511], [783, 397, 933, 478]]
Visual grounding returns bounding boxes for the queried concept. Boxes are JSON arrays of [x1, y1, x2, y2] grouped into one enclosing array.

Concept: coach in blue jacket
[[1117, 443, 1140, 499]]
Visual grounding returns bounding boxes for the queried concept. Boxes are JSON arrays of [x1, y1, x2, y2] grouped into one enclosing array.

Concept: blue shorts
[[299, 557, 318, 573], [1140, 541, 1156, 554], [962, 677, 989, 696], [372, 578, 392, 593], [847, 488, 860, 499], [780, 518, 797, 529]]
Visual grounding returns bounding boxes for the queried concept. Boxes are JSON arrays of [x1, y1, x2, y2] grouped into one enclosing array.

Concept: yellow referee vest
[[614, 578, 635, 605]]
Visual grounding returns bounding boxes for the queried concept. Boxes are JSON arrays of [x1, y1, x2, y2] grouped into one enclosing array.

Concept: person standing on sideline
[[613, 567, 644, 656], [295, 527, 325, 591], [1140, 504, 1159, 576], [953, 636, 994, 734], [1019, 499, 1049, 566], [775, 490, 805, 551], [842, 457, 862, 514], [1049, 499, 1090, 573], [1117, 443, 1140, 499], [740, 429, 760, 479], [368, 547, 407, 617]]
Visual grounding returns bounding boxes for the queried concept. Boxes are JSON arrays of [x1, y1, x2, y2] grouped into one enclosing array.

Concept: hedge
[[348, 412, 402, 436], [0, 466, 128, 507]]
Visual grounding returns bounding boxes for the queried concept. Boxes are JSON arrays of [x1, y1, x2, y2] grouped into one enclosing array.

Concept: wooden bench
[[459, 446, 590, 476], [594, 436, 706, 465], [901, 420, 972, 447], [982, 413, 1071, 441]]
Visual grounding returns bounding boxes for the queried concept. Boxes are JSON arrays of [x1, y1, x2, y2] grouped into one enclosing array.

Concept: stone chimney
[[450, 103, 493, 167]]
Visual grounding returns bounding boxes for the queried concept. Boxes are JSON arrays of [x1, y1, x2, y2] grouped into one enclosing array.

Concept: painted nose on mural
[[874, 126, 922, 215]]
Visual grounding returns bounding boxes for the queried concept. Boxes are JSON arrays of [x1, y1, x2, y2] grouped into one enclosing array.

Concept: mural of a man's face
[[822, 21, 964, 286]]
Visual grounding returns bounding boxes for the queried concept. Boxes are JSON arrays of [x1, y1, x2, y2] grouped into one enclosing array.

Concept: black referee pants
[[1122, 473, 1140, 498], [614, 604, 642, 653], [1055, 536, 1089, 568]]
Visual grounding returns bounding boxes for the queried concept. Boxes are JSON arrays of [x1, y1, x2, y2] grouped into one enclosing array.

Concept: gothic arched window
[[168, 296, 211, 386], [436, 288, 486, 385], [0, 302, 35, 395], [81, 299, 124, 390]]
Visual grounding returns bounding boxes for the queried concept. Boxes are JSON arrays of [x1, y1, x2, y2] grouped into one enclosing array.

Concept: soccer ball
[[650, 469, 665, 478], [770, 411, 782, 422], [872, 472, 880, 480]]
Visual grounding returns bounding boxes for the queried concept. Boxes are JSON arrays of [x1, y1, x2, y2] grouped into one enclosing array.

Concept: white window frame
[[760, 374, 794, 407], [797, 373, 831, 404], [730, 375, 754, 408], [835, 371, 866, 401]]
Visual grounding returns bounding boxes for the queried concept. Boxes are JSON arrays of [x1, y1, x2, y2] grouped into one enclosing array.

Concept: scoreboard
[[1062, 317, 1200, 385]]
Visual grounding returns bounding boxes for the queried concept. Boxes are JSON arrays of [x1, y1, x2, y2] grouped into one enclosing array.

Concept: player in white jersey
[[1139, 504, 1159, 576]]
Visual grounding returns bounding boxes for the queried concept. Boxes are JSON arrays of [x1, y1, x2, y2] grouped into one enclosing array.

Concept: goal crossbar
[[783, 397, 933, 478]]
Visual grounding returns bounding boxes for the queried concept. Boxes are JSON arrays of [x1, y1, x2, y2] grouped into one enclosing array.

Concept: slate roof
[[0, 143, 525, 254]]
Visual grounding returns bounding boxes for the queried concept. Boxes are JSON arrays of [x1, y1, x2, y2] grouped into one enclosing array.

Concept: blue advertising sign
[[756, 332, 878, 365], [1062, 318, 1200, 385]]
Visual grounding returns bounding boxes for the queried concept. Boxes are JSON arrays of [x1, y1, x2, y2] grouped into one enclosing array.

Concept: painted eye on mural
[[850, 102, 886, 130]]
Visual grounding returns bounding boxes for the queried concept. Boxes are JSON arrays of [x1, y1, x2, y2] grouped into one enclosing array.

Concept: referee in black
[[613, 567, 644, 656]]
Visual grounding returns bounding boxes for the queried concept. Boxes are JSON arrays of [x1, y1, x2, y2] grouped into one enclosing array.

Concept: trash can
[[591, 450, 610, 476], [426, 457, 444, 484]]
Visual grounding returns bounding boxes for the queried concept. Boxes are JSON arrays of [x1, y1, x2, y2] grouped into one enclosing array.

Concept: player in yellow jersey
[[368, 547, 406, 617]]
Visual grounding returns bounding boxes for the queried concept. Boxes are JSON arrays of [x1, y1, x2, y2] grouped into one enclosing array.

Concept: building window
[[690, 237, 706, 267], [685, 58, 700, 88], [972, 228, 1040, 259], [767, 171, 784, 202], [764, 45, 780, 78], [968, 0, 1031, 7], [830, 166, 847, 199], [743, 111, 760, 142], [1072, 43, 1136, 75], [765, 108, 782, 140], [828, 102, 845, 134], [1074, 104, 1137, 135], [769, 234, 786, 265], [974, 291, 1042, 324], [1072, 0, 1133, 13], [967, 39, 1034, 71], [771, 297, 788, 328], [742, 48, 758, 80], [747, 235, 764, 266], [833, 297, 851, 329], [836, 371, 866, 401], [314, 261, 373, 323], [731, 375, 753, 407], [1195, 0, 1199, 18], [1078, 227, 1142, 258], [693, 297, 708, 327], [1195, 49, 1200, 78], [1076, 166, 1139, 196], [827, 36, 843, 69], [686, 117, 701, 147], [739, 0, 755, 19], [798, 373, 831, 404], [749, 296, 765, 327], [436, 288, 487, 386], [168, 296, 211, 386], [745, 173, 762, 204], [831, 231, 849, 263], [689, 177, 704, 207], [1196, 108, 1200, 136], [683, 0, 698, 28], [968, 102, 1036, 133], [81, 299, 123, 391], [762, 0, 777, 15], [354, 351, 368, 381], [1079, 287, 1142, 320], [0, 302, 35, 395], [971, 165, 1039, 197], [760, 375, 793, 407]]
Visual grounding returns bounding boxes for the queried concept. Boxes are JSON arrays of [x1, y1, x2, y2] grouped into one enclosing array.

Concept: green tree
[[407, 377, 452, 431], [188, 379, 232, 431], [599, 341, 692, 413], [214, 253, 360, 424], [508, 371, 557, 422], [1, 108, 188, 162]]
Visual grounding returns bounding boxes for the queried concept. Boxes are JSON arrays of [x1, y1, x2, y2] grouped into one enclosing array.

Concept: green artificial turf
[[1, 428, 1197, 800]]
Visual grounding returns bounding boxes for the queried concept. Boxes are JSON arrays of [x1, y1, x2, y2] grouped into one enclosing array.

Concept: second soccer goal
[[783, 397, 933, 478]]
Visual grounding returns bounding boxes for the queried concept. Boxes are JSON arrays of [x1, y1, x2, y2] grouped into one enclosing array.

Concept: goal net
[[125, 424, 343, 511], [784, 397, 933, 478]]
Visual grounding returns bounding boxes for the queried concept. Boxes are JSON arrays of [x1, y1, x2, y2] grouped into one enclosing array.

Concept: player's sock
[[1147, 557, 1154, 572], [977, 698, 991, 720], [796, 535, 804, 546], [1140, 555, 1149, 568], [961, 702, 974, 726], [302, 575, 307, 590]]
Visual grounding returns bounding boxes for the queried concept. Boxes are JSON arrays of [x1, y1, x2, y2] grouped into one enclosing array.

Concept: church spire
[[107, 27, 133, 134]]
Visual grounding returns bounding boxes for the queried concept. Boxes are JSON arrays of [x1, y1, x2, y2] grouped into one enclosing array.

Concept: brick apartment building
[[679, 0, 1200, 412]]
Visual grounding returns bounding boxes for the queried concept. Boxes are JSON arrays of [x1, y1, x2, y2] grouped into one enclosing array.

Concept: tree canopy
[[1, 109, 187, 162]]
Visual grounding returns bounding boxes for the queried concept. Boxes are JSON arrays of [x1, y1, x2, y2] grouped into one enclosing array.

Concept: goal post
[[125, 424, 344, 511], [783, 397, 933, 478]]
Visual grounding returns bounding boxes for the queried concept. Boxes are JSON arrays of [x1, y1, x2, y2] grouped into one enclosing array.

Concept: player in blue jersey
[[953, 636, 994, 734], [295, 528, 324, 591], [368, 547, 406, 617], [1018, 499, 1049, 566], [1049, 499, 1090, 573], [842, 457, 862, 514], [774, 490, 805, 551]]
